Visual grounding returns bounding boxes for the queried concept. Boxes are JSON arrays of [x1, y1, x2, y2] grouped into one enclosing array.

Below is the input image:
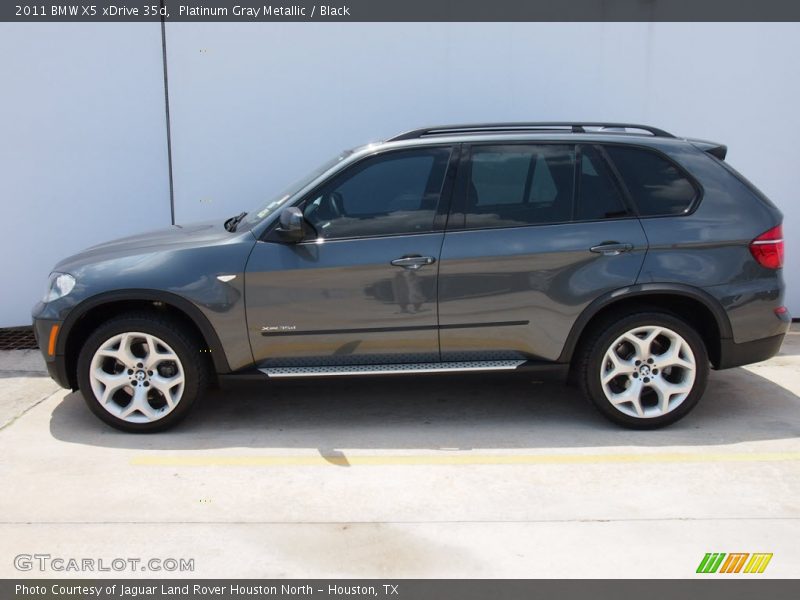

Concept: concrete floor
[[1, 328, 799, 578]]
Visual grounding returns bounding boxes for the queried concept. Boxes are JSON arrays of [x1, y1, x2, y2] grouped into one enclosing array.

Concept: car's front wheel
[[77, 313, 207, 432], [578, 311, 709, 429]]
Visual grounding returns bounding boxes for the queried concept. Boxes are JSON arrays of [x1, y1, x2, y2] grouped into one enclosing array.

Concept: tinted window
[[604, 145, 696, 216], [577, 146, 629, 220], [465, 145, 575, 228], [303, 148, 451, 239]]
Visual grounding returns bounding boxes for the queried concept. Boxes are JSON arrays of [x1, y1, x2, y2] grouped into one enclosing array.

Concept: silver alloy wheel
[[600, 325, 696, 419], [88, 331, 185, 424]]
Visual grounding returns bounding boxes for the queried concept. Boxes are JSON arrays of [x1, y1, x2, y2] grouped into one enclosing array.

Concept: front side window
[[604, 145, 697, 216], [303, 147, 451, 239], [465, 144, 575, 229]]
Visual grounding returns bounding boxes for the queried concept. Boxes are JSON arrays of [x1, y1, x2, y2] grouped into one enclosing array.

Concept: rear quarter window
[[604, 145, 697, 216]]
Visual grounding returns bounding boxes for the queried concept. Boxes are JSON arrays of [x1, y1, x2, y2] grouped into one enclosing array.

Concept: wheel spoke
[[656, 338, 695, 371], [603, 347, 636, 385], [138, 399, 158, 421], [662, 379, 693, 396], [95, 370, 128, 404], [143, 335, 159, 365], [144, 336, 179, 369], [602, 353, 636, 384], [651, 377, 693, 415], [120, 385, 149, 419], [96, 333, 137, 365], [150, 374, 183, 408], [609, 379, 644, 416], [651, 380, 671, 415], [623, 327, 661, 359]]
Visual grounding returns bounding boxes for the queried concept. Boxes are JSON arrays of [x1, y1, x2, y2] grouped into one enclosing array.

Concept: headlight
[[43, 273, 76, 302]]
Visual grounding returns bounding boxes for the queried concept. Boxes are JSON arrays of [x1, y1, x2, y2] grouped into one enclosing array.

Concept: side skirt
[[218, 361, 569, 382]]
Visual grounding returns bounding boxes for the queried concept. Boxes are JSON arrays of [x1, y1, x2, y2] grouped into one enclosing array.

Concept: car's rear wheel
[[77, 313, 207, 432], [578, 311, 709, 429]]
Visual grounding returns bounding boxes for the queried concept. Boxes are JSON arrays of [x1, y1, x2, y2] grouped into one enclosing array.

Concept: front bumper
[[43, 352, 71, 389], [32, 305, 72, 389]]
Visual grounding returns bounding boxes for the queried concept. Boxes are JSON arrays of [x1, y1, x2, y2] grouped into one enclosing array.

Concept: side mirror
[[275, 207, 306, 243]]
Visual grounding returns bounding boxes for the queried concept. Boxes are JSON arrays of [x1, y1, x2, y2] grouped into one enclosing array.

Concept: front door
[[245, 146, 456, 367]]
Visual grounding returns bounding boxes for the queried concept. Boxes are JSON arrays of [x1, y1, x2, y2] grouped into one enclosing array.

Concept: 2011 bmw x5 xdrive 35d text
[[32, 123, 790, 432]]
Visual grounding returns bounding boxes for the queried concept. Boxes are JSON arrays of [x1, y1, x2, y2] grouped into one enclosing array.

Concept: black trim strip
[[260, 320, 529, 337], [440, 320, 529, 330]]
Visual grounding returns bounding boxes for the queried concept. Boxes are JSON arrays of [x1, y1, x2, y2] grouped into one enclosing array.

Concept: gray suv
[[32, 123, 790, 432]]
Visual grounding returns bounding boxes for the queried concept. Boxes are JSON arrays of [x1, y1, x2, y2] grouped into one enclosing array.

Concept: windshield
[[242, 149, 354, 227]]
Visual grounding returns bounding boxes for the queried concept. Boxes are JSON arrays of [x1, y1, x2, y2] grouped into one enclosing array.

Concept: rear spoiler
[[687, 138, 728, 160]]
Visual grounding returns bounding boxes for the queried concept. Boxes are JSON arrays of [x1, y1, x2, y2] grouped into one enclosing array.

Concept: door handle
[[390, 255, 436, 270], [590, 242, 633, 256]]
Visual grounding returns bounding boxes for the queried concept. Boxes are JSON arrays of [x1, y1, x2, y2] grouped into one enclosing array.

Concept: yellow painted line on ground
[[130, 452, 800, 467]]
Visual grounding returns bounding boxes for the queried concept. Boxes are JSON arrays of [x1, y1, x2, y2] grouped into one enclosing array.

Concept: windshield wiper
[[224, 212, 248, 232]]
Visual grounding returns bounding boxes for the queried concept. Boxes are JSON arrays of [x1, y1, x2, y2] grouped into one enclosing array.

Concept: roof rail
[[388, 122, 675, 141]]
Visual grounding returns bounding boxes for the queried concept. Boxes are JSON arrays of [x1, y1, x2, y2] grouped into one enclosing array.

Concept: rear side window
[[465, 144, 575, 228], [577, 146, 630, 220], [604, 145, 697, 216]]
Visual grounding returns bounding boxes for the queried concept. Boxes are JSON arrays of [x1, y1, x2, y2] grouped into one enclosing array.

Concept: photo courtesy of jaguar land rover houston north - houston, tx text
[[31, 123, 790, 432]]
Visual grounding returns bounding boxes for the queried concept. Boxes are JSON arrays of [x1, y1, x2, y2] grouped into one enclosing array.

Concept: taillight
[[750, 225, 784, 269]]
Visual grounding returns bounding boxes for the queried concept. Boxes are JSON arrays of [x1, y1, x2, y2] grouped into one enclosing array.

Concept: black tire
[[577, 310, 709, 429], [77, 312, 208, 433]]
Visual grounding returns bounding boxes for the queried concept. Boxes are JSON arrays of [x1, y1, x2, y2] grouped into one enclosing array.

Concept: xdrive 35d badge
[[32, 122, 790, 432]]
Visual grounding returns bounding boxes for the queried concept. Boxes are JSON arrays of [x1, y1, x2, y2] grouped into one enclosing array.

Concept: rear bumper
[[716, 333, 785, 369]]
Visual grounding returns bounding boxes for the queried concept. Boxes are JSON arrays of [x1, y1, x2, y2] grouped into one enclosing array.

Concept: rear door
[[245, 145, 457, 368], [437, 143, 648, 362]]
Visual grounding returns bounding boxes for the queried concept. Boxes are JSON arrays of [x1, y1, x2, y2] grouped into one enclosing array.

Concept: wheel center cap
[[135, 370, 147, 382], [639, 364, 652, 377]]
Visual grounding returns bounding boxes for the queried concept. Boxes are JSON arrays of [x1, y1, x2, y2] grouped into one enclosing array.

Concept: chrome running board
[[259, 360, 526, 378]]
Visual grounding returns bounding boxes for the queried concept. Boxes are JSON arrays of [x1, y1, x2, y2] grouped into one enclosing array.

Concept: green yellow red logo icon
[[696, 553, 773, 574]]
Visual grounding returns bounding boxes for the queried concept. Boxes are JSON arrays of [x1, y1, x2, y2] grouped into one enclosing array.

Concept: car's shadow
[[48, 362, 800, 451]]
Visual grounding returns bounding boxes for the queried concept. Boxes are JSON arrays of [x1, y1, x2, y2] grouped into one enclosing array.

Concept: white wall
[[0, 23, 171, 326], [1, 22, 799, 326]]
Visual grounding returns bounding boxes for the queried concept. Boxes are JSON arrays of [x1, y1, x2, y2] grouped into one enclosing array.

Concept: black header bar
[[3, 0, 800, 22]]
